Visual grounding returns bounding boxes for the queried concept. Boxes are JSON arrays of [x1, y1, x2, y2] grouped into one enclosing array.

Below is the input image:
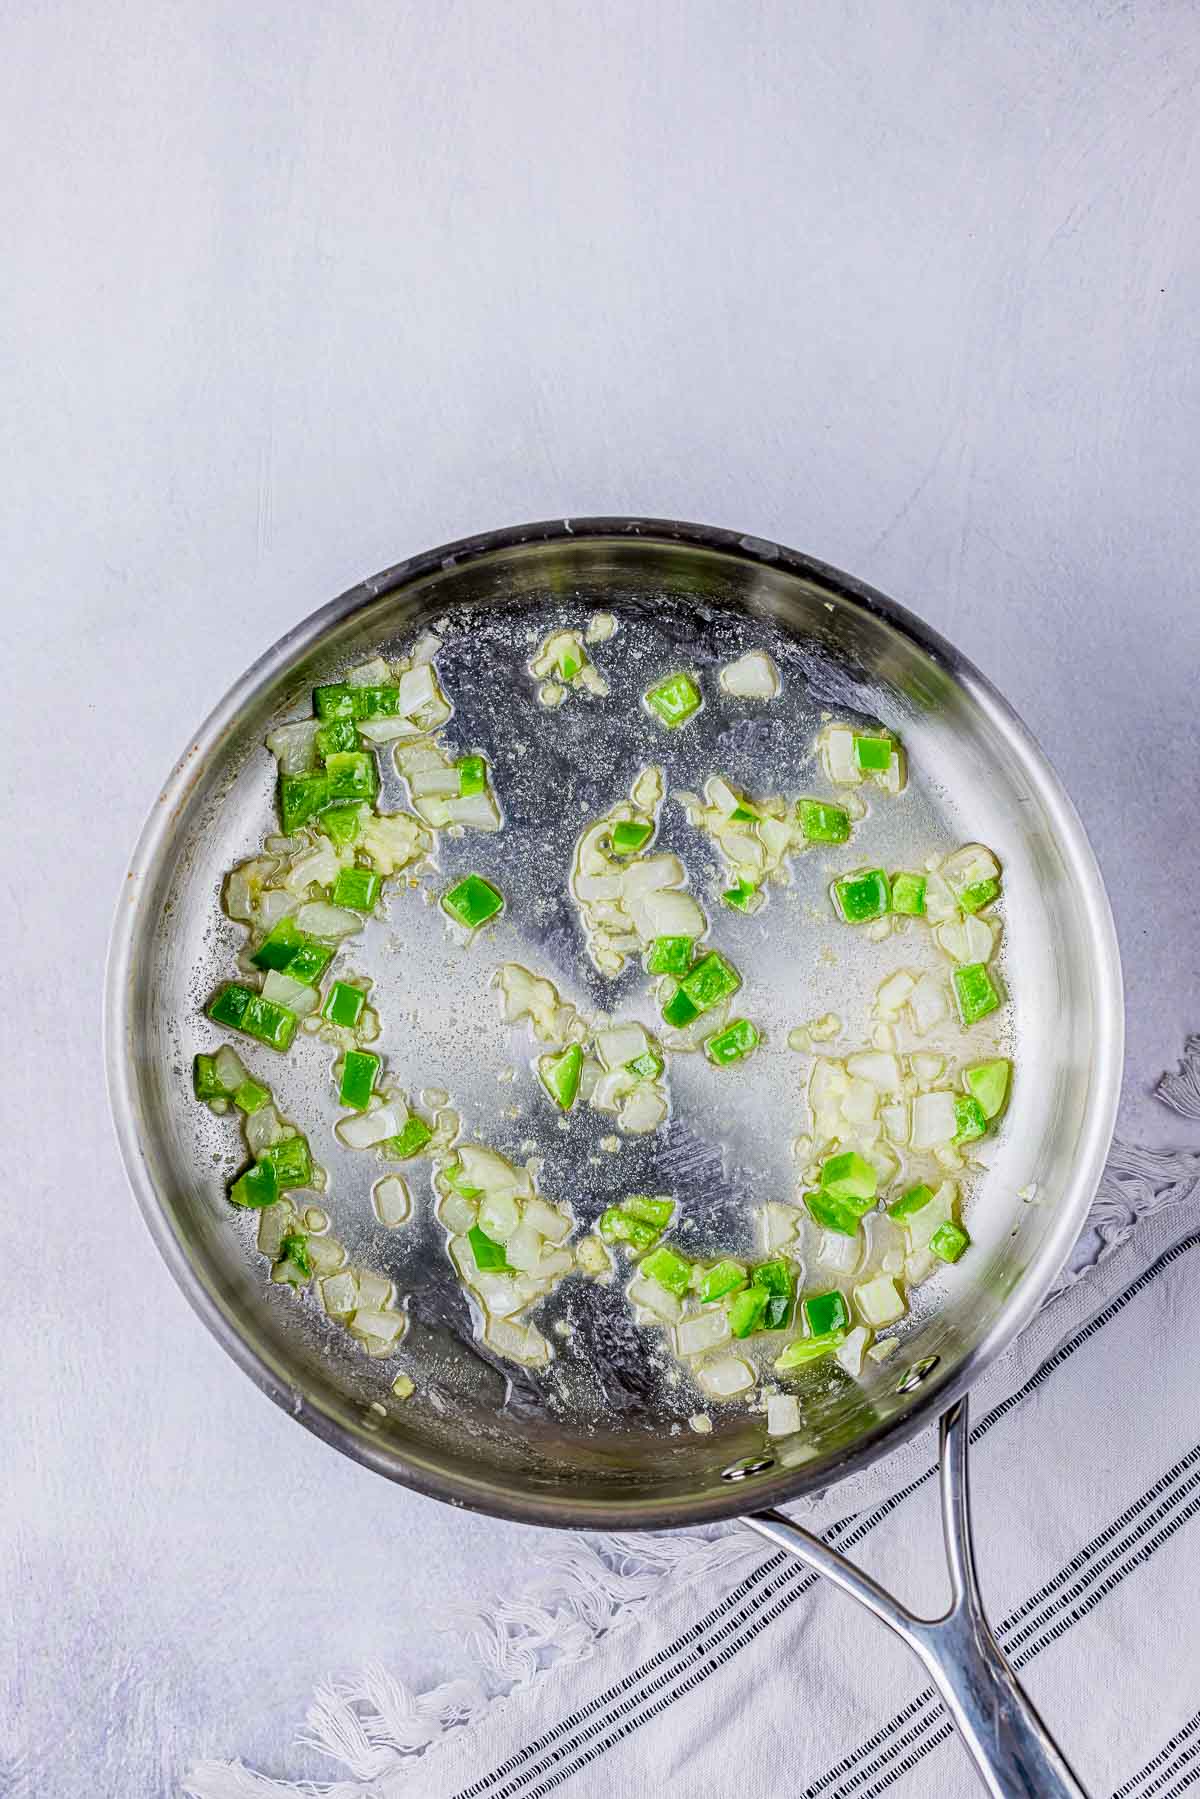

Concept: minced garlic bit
[[391, 1373, 415, 1398]]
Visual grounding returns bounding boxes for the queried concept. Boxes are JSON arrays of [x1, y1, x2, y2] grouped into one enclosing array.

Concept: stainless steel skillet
[[106, 518, 1122, 1797]]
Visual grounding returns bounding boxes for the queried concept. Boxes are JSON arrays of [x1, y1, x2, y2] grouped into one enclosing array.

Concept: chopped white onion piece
[[245, 1105, 287, 1156], [881, 1100, 910, 1145], [868, 1336, 901, 1363], [760, 1202, 800, 1253], [935, 913, 996, 965], [533, 1246, 573, 1280], [256, 1202, 294, 1259], [358, 714, 421, 743], [817, 1229, 861, 1274], [478, 1190, 521, 1243], [438, 1189, 477, 1234], [320, 1271, 359, 1317], [910, 1091, 958, 1150], [628, 1275, 683, 1323], [676, 1309, 731, 1357], [295, 900, 363, 940], [819, 724, 862, 786], [307, 1234, 347, 1275], [261, 970, 320, 1016], [336, 1102, 406, 1149], [922, 869, 959, 925], [473, 1271, 526, 1317], [523, 1197, 571, 1243], [766, 1393, 803, 1437], [346, 656, 392, 687], [266, 718, 322, 774], [618, 1084, 669, 1135], [373, 1175, 411, 1227], [596, 1022, 649, 1069], [359, 811, 429, 875], [904, 1181, 957, 1251], [503, 1219, 543, 1273], [836, 1325, 871, 1378], [353, 1308, 406, 1347], [586, 611, 617, 643], [908, 972, 949, 1035], [619, 853, 684, 898], [846, 1050, 902, 1093], [356, 1269, 395, 1310], [841, 1077, 879, 1124], [854, 1275, 907, 1327], [719, 650, 780, 699], [483, 1317, 551, 1367], [444, 790, 502, 831], [576, 1235, 613, 1278], [458, 1144, 532, 1198], [213, 1045, 248, 1091], [910, 1051, 946, 1086], [695, 1353, 755, 1399]]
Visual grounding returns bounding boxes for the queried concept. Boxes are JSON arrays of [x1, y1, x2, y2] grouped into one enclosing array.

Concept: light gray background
[[4, 1, 1198, 1793]]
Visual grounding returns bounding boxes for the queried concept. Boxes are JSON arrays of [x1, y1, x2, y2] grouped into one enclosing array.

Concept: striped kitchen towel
[[188, 1056, 1200, 1799]]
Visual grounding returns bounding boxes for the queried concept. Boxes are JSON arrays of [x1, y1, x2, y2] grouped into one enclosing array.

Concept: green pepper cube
[[721, 879, 760, 912], [776, 1330, 846, 1369], [276, 1231, 313, 1283], [314, 683, 359, 720], [442, 873, 504, 930], [661, 985, 700, 1028], [469, 1224, 512, 1272], [930, 1220, 971, 1264], [324, 750, 378, 804], [355, 685, 400, 719], [207, 983, 253, 1031], [964, 1058, 1011, 1121], [891, 871, 927, 916], [887, 1182, 935, 1221], [623, 1196, 675, 1228], [339, 1049, 379, 1112], [647, 936, 694, 976], [680, 951, 742, 1013], [556, 645, 583, 682], [625, 1050, 664, 1082], [704, 1018, 761, 1065], [764, 1294, 793, 1330], [285, 940, 334, 986], [953, 962, 1002, 1026], [192, 1053, 226, 1101], [233, 1078, 270, 1115], [699, 1259, 748, 1304], [598, 1206, 662, 1250], [804, 1189, 862, 1236], [230, 1160, 278, 1209], [251, 916, 304, 972], [539, 1043, 583, 1111], [833, 868, 891, 923], [242, 994, 298, 1052], [641, 1245, 692, 1295], [645, 671, 702, 729], [755, 1259, 793, 1299], [457, 755, 487, 796], [854, 734, 893, 772], [259, 1135, 312, 1188], [385, 1115, 433, 1160], [332, 866, 381, 913], [611, 817, 654, 856], [322, 981, 365, 1028], [796, 798, 851, 844], [728, 1286, 769, 1338], [819, 1150, 877, 1208], [959, 877, 1001, 915], [321, 804, 364, 851], [953, 1094, 989, 1144], [315, 717, 360, 760], [803, 1290, 849, 1336], [278, 772, 331, 834], [730, 802, 760, 823]]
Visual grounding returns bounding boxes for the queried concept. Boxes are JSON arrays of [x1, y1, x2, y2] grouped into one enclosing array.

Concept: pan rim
[[103, 515, 1124, 1530]]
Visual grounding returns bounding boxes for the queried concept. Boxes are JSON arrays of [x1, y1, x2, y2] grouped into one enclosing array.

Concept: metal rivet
[[721, 1455, 776, 1482], [897, 1355, 940, 1394]]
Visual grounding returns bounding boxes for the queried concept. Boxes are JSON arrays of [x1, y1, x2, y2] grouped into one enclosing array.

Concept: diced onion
[[373, 1175, 411, 1227], [766, 1393, 803, 1437], [213, 1045, 248, 1091], [836, 1326, 871, 1377], [853, 1275, 907, 1327], [760, 1202, 800, 1253], [483, 1317, 551, 1367], [695, 1353, 755, 1399], [438, 1189, 478, 1234], [908, 972, 949, 1035], [320, 1271, 359, 1316], [352, 1308, 406, 1347], [356, 1269, 395, 1309], [266, 718, 322, 774], [256, 1202, 294, 1259], [820, 724, 862, 786], [524, 1197, 571, 1242], [245, 1105, 287, 1156], [444, 790, 502, 831], [346, 656, 393, 687], [910, 1091, 958, 1150], [719, 651, 781, 700], [261, 970, 319, 1016], [307, 1234, 347, 1275], [676, 1310, 731, 1356], [935, 914, 996, 965], [628, 1275, 683, 1323], [618, 1084, 668, 1134], [337, 1102, 406, 1149], [295, 900, 363, 940], [576, 1235, 612, 1278], [596, 1023, 649, 1070]]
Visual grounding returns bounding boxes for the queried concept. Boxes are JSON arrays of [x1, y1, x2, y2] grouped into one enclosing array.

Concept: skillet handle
[[745, 1398, 1089, 1799]]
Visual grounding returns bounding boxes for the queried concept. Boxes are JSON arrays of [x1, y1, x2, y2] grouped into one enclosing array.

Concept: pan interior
[[112, 529, 1118, 1527]]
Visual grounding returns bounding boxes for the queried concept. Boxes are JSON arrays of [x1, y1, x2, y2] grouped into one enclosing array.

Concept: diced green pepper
[[728, 1286, 769, 1338], [259, 1135, 312, 1188], [754, 1260, 793, 1298], [251, 916, 304, 972], [598, 1206, 662, 1250], [539, 1042, 583, 1111], [953, 1094, 989, 1144], [959, 878, 1000, 915], [278, 772, 331, 834], [623, 1196, 675, 1228], [442, 873, 504, 930], [324, 750, 378, 804], [834, 868, 891, 923], [611, 817, 654, 856], [953, 962, 1002, 1026], [339, 1049, 380, 1112], [385, 1116, 433, 1160], [315, 717, 360, 760], [322, 981, 364, 1028], [704, 1018, 760, 1065], [930, 1220, 971, 1263], [443, 1160, 484, 1199], [207, 983, 253, 1031], [242, 993, 298, 1052], [646, 935, 694, 977], [680, 950, 741, 1013], [796, 798, 851, 844], [332, 866, 381, 913], [729, 802, 759, 823], [457, 755, 487, 796], [641, 1245, 692, 1294], [887, 1182, 935, 1221], [763, 1294, 794, 1330], [645, 671, 702, 728], [776, 1330, 846, 1368], [233, 1078, 270, 1115], [192, 1053, 226, 1101], [556, 645, 583, 682], [699, 1259, 748, 1303], [625, 1050, 664, 1082], [854, 734, 893, 772], [321, 804, 364, 851], [819, 1151, 877, 1207], [661, 985, 700, 1028], [803, 1290, 849, 1336], [354, 685, 400, 719], [721, 879, 760, 912], [964, 1058, 1011, 1120], [803, 1189, 862, 1236], [468, 1224, 512, 1272], [230, 1161, 278, 1209], [276, 1231, 313, 1282], [890, 871, 927, 916], [314, 683, 359, 721], [285, 940, 334, 986]]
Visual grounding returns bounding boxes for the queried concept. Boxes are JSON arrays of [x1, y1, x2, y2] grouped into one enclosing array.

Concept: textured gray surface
[[4, 0, 1198, 1793]]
